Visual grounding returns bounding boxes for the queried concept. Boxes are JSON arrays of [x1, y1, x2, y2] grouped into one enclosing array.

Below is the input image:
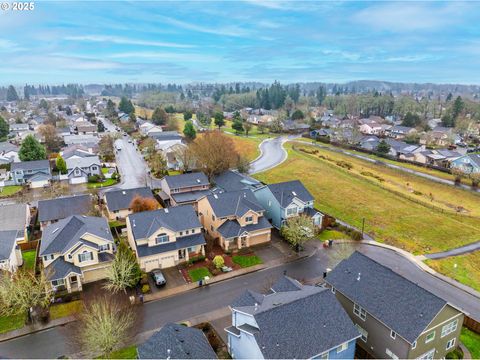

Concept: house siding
[[253, 187, 282, 228]]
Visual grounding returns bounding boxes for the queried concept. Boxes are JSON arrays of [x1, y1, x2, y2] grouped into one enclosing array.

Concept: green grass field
[[317, 230, 351, 241], [0, 185, 22, 198], [254, 144, 480, 255], [460, 327, 480, 359], [225, 134, 262, 161], [87, 178, 118, 189], [188, 267, 212, 282], [21, 250, 36, 271], [49, 300, 83, 320], [0, 312, 27, 334], [232, 255, 263, 268]]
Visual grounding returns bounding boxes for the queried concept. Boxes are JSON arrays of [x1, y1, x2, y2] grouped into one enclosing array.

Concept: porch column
[[185, 249, 190, 262], [201, 245, 205, 256], [66, 278, 72, 293], [77, 277, 83, 291]]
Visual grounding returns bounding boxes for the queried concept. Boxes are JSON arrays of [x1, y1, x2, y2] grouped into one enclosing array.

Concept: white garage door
[[30, 180, 49, 188], [70, 176, 87, 184]]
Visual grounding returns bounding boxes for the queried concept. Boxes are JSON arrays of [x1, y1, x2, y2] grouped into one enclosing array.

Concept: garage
[[29, 174, 51, 188], [82, 266, 109, 283], [70, 176, 88, 184]]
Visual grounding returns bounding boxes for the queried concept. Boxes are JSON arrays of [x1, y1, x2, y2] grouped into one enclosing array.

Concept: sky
[[1, 0, 480, 85]]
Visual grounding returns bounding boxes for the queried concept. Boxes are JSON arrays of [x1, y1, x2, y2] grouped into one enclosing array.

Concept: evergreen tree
[[214, 112, 225, 129], [56, 156, 67, 174], [232, 118, 244, 134], [6, 85, 19, 101], [376, 140, 391, 154], [0, 115, 9, 141], [19, 135, 47, 161], [183, 120, 196, 140], [97, 120, 105, 133], [118, 97, 135, 114], [152, 107, 168, 126], [451, 96, 464, 120], [129, 111, 136, 123], [183, 110, 193, 121]]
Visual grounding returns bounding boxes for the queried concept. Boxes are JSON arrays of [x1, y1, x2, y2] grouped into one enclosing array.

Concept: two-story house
[[197, 190, 272, 251], [126, 205, 206, 272], [159, 172, 211, 207], [0, 141, 20, 164], [451, 154, 480, 174], [212, 170, 262, 193], [38, 194, 92, 230], [11, 159, 52, 188], [0, 230, 23, 272], [39, 215, 115, 293], [104, 187, 158, 220], [65, 155, 102, 184], [0, 203, 31, 244], [325, 252, 464, 359], [225, 275, 360, 359], [253, 180, 323, 229]]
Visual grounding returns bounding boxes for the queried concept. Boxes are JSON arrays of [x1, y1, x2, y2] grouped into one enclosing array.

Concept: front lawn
[[97, 345, 138, 359], [22, 250, 37, 271], [426, 253, 480, 292], [0, 312, 27, 334], [49, 300, 83, 320], [232, 255, 263, 268], [87, 178, 118, 189], [460, 327, 480, 359], [188, 267, 212, 282], [317, 230, 350, 241], [0, 185, 22, 198]]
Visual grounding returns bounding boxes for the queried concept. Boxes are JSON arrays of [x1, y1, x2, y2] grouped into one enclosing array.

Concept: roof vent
[[213, 194, 218, 199], [254, 302, 258, 311], [357, 272, 361, 281], [52, 227, 60, 234], [292, 191, 297, 196], [196, 179, 201, 183], [132, 219, 136, 227], [167, 349, 171, 360], [122, 191, 126, 195], [165, 208, 169, 213]]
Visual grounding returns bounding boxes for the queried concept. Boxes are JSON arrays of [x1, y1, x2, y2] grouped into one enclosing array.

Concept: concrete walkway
[[422, 240, 480, 260], [0, 315, 75, 343]]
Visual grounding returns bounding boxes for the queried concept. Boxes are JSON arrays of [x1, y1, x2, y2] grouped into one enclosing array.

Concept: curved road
[[249, 136, 289, 174]]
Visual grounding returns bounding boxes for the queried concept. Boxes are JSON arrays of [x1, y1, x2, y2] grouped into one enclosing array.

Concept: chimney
[[357, 272, 361, 281]]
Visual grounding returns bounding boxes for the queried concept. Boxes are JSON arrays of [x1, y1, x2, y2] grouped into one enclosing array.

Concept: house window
[[446, 338, 455, 351], [386, 348, 399, 359], [91, 166, 97, 171], [191, 229, 195, 233], [425, 331, 435, 343], [78, 251, 93, 262], [356, 324, 368, 342], [44, 254, 54, 261], [336, 342, 348, 354], [286, 206, 297, 216], [320, 352, 328, 359], [68, 254, 72, 260], [99, 244, 109, 252], [418, 349, 435, 360], [412, 341, 417, 350], [331, 287, 335, 294], [74, 169, 81, 176], [186, 230, 189, 235], [390, 330, 396, 339], [245, 216, 253, 223], [353, 303, 366, 321], [441, 320, 458, 338], [179, 231, 183, 236], [155, 234, 169, 244], [51, 279, 65, 287]]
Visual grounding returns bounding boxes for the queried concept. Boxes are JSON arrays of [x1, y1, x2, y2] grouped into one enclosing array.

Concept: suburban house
[[0, 230, 23, 272], [0, 141, 19, 164], [9, 123, 30, 138], [38, 194, 92, 230], [39, 215, 115, 293], [385, 139, 425, 159], [104, 186, 157, 220], [63, 134, 99, 145], [61, 144, 98, 160], [225, 276, 360, 359], [197, 190, 272, 251], [137, 323, 217, 359], [126, 205, 206, 272], [11, 159, 52, 188], [359, 118, 383, 135], [158, 172, 211, 207], [212, 170, 262, 193], [163, 143, 187, 171], [451, 154, 480, 174], [386, 125, 416, 140], [152, 132, 183, 151], [0, 203, 30, 244], [282, 120, 310, 133], [65, 155, 102, 184], [75, 121, 96, 135], [325, 252, 464, 359], [359, 135, 381, 151], [253, 180, 323, 229], [139, 122, 163, 136]]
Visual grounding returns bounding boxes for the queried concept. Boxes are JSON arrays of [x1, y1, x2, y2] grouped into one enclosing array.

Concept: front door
[[241, 236, 247, 248], [70, 275, 77, 284], [178, 249, 186, 260]]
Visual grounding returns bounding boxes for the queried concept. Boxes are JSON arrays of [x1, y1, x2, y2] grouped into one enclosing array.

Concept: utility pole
[[361, 217, 365, 238]]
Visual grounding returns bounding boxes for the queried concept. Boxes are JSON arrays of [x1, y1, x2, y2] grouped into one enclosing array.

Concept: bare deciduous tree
[[130, 195, 158, 213], [104, 242, 141, 294], [280, 214, 315, 252]]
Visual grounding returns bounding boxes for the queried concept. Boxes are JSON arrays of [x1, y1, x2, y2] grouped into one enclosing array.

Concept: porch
[[51, 273, 83, 294]]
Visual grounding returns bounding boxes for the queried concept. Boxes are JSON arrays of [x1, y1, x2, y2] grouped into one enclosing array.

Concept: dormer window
[[78, 251, 93, 262], [155, 234, 169, 245], [99, 244, 109, 252], [245, 216, 253, 223]]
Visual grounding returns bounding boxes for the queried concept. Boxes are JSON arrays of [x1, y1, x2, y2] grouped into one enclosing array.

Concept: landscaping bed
[[0, 312, 27, 334], [460, 327, 480, 359]]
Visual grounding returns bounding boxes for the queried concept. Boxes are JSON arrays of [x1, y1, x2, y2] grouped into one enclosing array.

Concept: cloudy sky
[[1, 1, 479, 85]]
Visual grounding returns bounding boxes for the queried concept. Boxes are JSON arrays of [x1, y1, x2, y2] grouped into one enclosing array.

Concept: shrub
[[336, 160, 353, 170], [88, 175, 100, 183], [140, 273, 148, 285], [446, 348, 463, 359], [212, 255, 225, 269], [141, 284, 150, 294]]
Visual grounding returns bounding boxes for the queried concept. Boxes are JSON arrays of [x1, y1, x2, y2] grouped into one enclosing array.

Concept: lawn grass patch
[[254, 144, 480, 255], [0, 185, 22, 198], [224, 134, 261, 162], [97, 345, 138, 359], [87, 178, 118, 189], [460, 327, 480, 359], [49, 300, 83, 320], [232, 255, 263, 268], [188, 267, 211, 282], [0, 312, 27, 334], [22, 250, 36, 271], [317, 230, 350, 241], [425, 252, 480, 292]]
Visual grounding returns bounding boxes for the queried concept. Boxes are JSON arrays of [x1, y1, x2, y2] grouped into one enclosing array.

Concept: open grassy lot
[[232, 255, 263, 268], [426, 252, 480, 292], [188, 267, 211, 282], [460, 327, 480, 359], [0, 312, 26, 334], [0, 185, 22, 198], [49, 300, 83, 320], [224, 133, 262, 162], [292, 144, 480, 217], [254, 144, 480, 255], [21, 250, 37, 271]]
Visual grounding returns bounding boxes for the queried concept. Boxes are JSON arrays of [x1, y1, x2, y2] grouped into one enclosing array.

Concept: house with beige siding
[[0, 230, 23, 272], [197, 190, 272, 251], [158, 172, 210, 207], [39, 215, 115, 293], [325, 252, 464, 359], [104, 187, 157, 220], [0, 203, 31, 244], [126, 205, 206, 272]]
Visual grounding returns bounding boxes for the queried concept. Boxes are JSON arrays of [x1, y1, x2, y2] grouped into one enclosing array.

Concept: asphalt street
[[249, 137, 288, 174]]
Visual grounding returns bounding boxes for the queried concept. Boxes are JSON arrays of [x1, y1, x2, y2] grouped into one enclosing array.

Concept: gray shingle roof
[[11, 159, 50, 171], [137, 323, 217, 359], [171, 189, 212, 204], [47, 257, 82, 281], [231, 289, 265, 308], [0, 142, 19, 153], [270, 275, 303, 292], [0, 230, 17, 261], [206, 190, 264, 218], [128, 205, 201, 240], [213, 170, 262, 192], [66, 155, 101, 170], [38, 194, 92, 223], [163, 172, 209, 189], [104, 187, 155, 212], [325, 251, 447, 344], [266, 180, 314, 207], [231, 281, 359, 358], [40, 215, 113, 256], [0, 204, 28, 232], [136, 232, 206, 257], [217, 216, 271, 239]]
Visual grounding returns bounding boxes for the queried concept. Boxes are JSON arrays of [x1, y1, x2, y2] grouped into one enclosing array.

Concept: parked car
[[151, 269, 167, 286]]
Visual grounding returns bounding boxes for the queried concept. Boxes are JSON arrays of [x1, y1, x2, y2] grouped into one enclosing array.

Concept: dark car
[[151, 269, 167, 286]]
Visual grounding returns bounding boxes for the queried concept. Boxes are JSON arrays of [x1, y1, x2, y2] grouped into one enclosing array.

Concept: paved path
[[423, 240, 480, 260]]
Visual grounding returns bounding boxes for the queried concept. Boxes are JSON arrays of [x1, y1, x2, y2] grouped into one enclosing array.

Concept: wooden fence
[[464, 316, 480, 334]]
